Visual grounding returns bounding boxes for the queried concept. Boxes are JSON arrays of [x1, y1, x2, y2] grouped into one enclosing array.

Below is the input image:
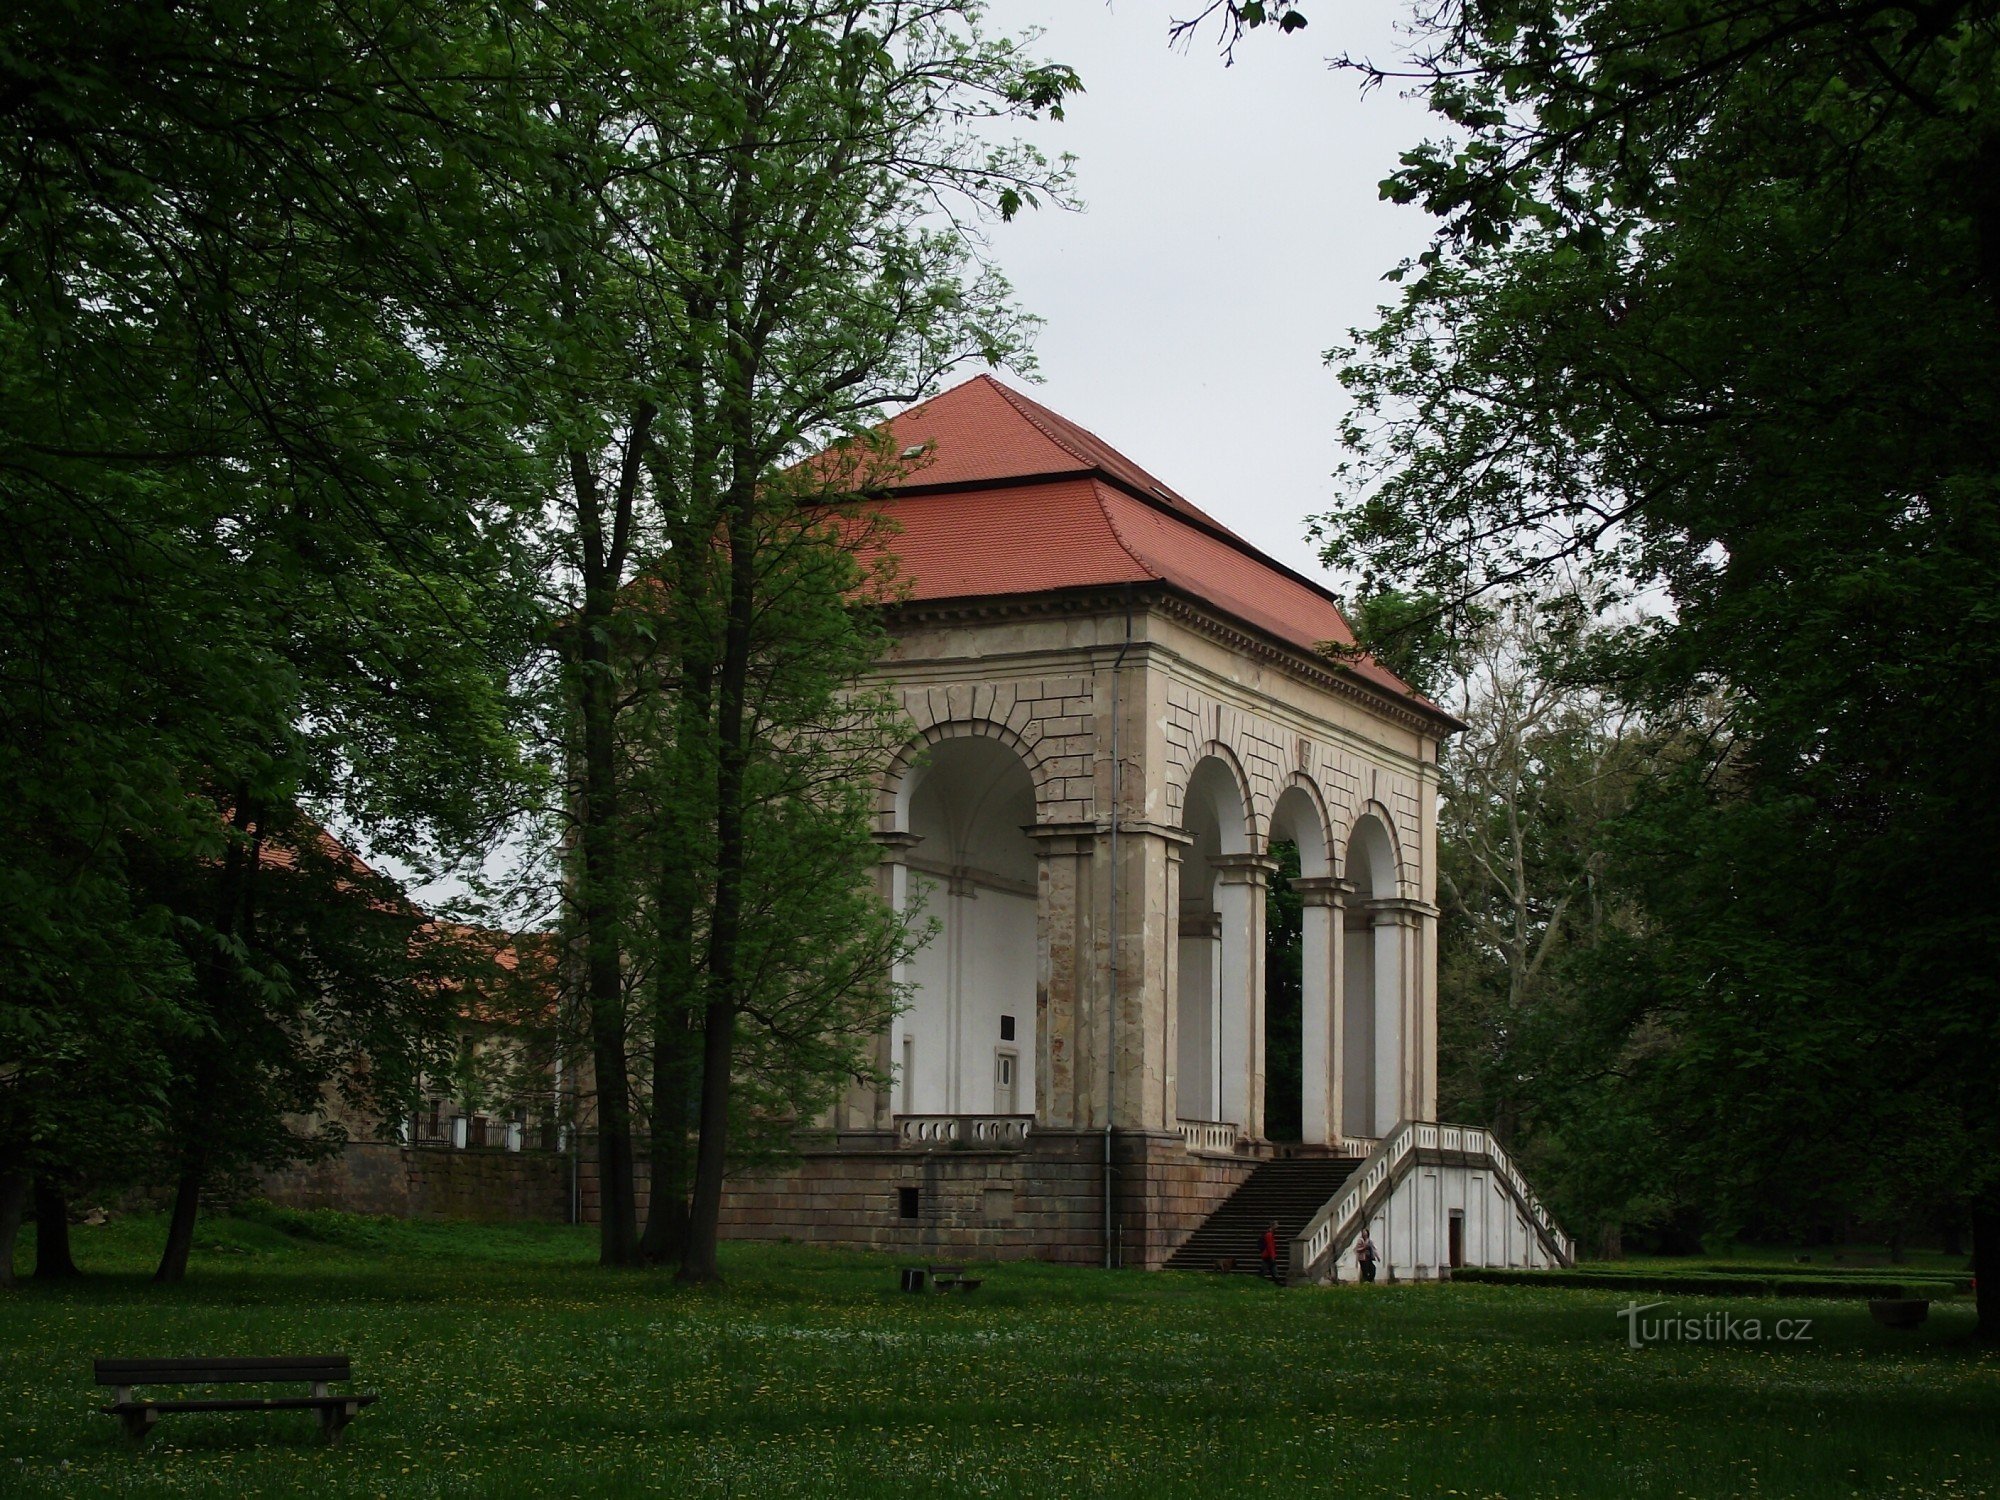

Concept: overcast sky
[[955, 0, 1442, 585]]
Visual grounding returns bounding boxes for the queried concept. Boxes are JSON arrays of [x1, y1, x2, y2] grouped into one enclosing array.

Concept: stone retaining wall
[[261, 1131, 1258, 1267], [573, 1129, 1255, 1269], [259, 1142, 569, 1223]]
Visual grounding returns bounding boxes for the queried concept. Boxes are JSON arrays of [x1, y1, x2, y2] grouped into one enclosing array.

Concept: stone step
[[1165, 1157, 1362, 1273]]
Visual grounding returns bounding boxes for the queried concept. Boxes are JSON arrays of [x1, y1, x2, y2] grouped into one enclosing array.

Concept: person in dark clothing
[[1356, 1226, 1379, 1283], [1260, 1221, 1281, 1283]]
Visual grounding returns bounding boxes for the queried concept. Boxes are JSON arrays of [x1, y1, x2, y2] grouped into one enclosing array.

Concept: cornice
[[881, 586, 1461, 739], [1148, 592, 1462, 738]]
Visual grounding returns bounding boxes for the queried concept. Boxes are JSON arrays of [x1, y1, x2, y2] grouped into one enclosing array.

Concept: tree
[[2, 0, 549, 1280], [522, 0, 1075, 1277], [145, 811, 483, 1282], [1430, 606, 1642, 1132], [1314, 0, 2000, 1332]]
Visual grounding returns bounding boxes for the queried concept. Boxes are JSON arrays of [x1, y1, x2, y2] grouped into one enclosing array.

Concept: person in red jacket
[[1259, 1221, 1281, 1283]]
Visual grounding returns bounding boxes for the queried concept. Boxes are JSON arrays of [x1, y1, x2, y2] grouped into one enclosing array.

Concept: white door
[[995, 1050, 1018, 1114]]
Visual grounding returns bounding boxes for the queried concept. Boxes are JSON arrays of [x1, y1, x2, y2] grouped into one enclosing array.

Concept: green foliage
[[0, 0, 547, 1251], [511, 0, 1078, 1269], [1334, 587, 1469, 702], [1320, 0, 2000, 1275]]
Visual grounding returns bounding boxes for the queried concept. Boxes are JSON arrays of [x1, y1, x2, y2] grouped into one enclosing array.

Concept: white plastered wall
[[897, 733, 1040, 1117], [1329, 1164, 1562, 1281]]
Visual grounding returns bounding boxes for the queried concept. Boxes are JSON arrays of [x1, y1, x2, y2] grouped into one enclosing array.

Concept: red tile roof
[[838, 375, 1436, 716]]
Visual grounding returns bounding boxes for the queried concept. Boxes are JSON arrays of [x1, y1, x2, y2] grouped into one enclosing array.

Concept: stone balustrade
[[1176, 1118, 1239, 1155], [1291, 1119, 1575, 1282], [894, 1114, 1034, 1148]]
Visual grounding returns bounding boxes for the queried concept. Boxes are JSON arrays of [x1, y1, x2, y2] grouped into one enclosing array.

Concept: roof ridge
[[1087, 477, 1167, 586], [979, 374, 1103, 473]]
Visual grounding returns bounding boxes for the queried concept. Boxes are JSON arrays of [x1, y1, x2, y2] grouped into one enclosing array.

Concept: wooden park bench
[[96, 1355, 377, 1444], [898, 1264, 984, 1293]]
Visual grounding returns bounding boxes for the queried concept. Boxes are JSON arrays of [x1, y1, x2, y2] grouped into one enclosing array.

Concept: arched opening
[[899, 735, 1038, 1117], [1175, 756, 1252, 1129], [1263, 839, 1303, 1142], [1267, 784, 1332, 1145], [1343, 812, 1402, 1138]]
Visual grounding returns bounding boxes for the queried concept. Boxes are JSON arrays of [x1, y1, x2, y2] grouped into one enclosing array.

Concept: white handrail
[[1289, 1119, 1574, 1281]]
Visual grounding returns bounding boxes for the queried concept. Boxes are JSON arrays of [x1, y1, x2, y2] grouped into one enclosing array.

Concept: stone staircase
[[1165, 1157, 1362, 1274]]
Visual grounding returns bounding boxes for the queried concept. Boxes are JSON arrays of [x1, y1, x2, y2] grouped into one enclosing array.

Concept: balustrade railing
[[1290, 1119, 1574, 1282], [895, 1114, 1033, 1148], [1176, 1119, 1240, 1154], [407, 1111, 539, 1153]]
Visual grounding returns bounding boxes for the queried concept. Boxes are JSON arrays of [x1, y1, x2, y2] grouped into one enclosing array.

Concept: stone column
[[1028, 822, 1096, 1130], [1291, 876, 1353, 1147], [1374, 897, 1442, 1122], [1419, 899, 1439, 1120], [1366, 898, 1433, 1132], [1111, 823, 1193, 1133], [1211, 853, 1277, 1139], [1161, 839, 1184, 1129], [864, 832, 922, 1130]]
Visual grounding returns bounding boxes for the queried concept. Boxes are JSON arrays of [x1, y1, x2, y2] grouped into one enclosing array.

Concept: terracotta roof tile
[[837, 375, 1438, 718], [882, 375, 1248, 541], [868, 478, 1152, 598]]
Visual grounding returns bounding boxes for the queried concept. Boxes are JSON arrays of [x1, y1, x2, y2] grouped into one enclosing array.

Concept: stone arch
[[879, 716, 1058, 833], [1174, 747, 1264, 1133], [1341, 803, 1407, 1138], [1341, 799, 1407, 898], [1175, 740, 1259, 854], [1269, 773, 1333, 878], [1266, 774, 1336, 1145], [889, 723, 1041, 1120]]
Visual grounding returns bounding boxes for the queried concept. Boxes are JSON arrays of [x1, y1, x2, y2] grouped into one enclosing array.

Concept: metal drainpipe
[[1104, 591, 1135, 1269]]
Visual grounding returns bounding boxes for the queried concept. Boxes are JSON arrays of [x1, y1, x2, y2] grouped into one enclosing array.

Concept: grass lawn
[[3, 1212, 1995, 1498]]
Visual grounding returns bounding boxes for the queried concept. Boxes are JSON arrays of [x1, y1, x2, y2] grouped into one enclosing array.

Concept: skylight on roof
[[901, 444, 926, 460]]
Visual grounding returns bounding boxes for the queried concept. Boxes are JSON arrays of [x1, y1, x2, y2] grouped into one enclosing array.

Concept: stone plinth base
[[696, 1130, 1256, 1269]]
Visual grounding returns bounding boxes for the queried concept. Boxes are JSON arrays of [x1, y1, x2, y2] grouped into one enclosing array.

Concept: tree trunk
[[568, 420, 650, 1270], [579, 615, 639, 1267], [32, 1180, 79, 1279], [640, 959, 698, 1265], [155, 795, 253, 1285], [641, 1015, 695, 1265], [0, 1167, 26, 1288], [640, 493, 713, 1271], [153, 1160, 203, 1285], [1974, 1199, 2000, 1343], [679, 468, 758, 1286]]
